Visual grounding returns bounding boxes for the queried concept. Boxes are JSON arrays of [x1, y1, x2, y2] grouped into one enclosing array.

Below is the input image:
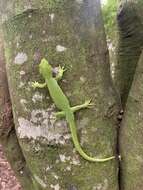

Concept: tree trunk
[[115, 0, 143, 107], [120, 51, 143, 190], [0, 29, 36, 189], [116, 0, 143, 189], [1, 0, 120, 189]]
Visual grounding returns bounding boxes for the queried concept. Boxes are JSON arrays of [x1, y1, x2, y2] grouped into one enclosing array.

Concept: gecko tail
[[66, 110, 115, 162]]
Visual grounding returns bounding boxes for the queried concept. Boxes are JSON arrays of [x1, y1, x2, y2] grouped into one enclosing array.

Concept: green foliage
[[102, 0, 118, 41]]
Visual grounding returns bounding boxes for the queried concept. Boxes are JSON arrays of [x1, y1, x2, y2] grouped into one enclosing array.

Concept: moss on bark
[[1, 1, 120, 189], [0, 31, 37, 190]]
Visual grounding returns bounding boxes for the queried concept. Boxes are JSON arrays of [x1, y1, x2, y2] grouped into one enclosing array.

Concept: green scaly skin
[[32, 58, 115, 162]]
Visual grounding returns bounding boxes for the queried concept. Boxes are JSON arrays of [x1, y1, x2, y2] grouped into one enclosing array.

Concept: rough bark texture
[[0, 30, 37, 189], [1, 0, 120, 189], [117, 0, 143, 189], [115, 0, 143, 107], [120, 51, 143, 190]]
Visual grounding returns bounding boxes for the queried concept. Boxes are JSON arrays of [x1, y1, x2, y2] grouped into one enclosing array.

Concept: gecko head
[[39, 58, 52, 79]]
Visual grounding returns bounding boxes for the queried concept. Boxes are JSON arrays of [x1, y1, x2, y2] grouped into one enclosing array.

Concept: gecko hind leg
[[55, 100, 94, 118]]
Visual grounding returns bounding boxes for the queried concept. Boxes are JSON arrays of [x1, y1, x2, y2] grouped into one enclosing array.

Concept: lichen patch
[[20, 70, 26, 75], [29, 34, 33, 39], [20, 99, 28, 111], [59, 154, 66, 162], [80, 76, 86, 83], [71, 156, 80, 166], [20, 99, 27, 104], [65, 166, 71, 171], [50, 183, 60, 190], [18, 117, 61, 143], [32, 92, 43, 103], [46, 165, 52, 171], [14, 52, 28, 65], [49, 13, 55, 23], [56, 45, 67, 52], [52, 173, 59, 180], [17, 108, 69, 144]]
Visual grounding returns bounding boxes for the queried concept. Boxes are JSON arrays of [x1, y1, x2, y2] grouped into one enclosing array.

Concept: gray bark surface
[[116, 1, 143, 189], [120, 51, 143, 190], [115, 0, 143, 107], [1, 0, 120, 189], [0, 30, 35, 189]]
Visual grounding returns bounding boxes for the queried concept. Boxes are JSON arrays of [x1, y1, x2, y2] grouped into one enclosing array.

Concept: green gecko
[[32, 58, 115, 162]]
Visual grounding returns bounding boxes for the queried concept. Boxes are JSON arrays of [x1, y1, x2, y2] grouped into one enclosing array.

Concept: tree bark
[[0, 29, 36, 189], [116, 0, 143, 189], [120, 50, 143, 190], [115, 0, 143, 107], [1, 0, 120, 189]]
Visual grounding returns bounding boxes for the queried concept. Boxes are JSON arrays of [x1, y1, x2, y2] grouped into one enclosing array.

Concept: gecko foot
[[84, 99, 95, 108], [59, 65, 66, 73], [55, 65, 67, 81], [31, 81, 46, 89]]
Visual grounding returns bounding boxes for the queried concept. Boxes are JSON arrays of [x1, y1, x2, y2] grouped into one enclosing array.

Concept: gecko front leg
[[55, 100, 94, 118], [55, 65, 66, 81], [31, 81, 46, 89], [32, 65, 66, 89], [32, 58, 115, 162]]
